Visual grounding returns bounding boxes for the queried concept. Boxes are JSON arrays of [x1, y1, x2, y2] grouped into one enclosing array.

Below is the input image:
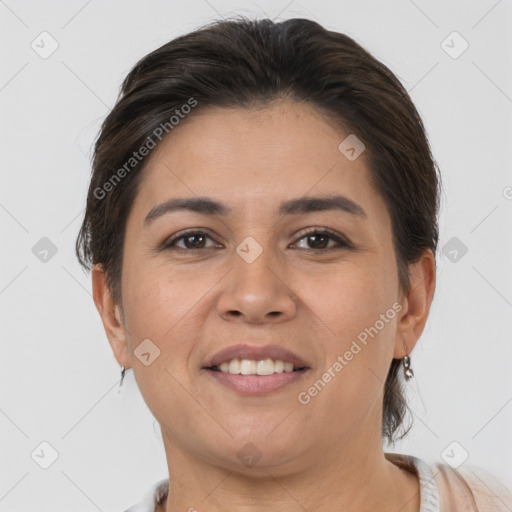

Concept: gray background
[[1, 0, 511, 510]]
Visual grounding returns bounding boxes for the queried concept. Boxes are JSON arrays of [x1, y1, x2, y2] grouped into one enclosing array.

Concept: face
[[100, 100, 422, 475]]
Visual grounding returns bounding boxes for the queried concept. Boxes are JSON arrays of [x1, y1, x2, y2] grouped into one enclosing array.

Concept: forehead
[[130, 101, 389, 227]]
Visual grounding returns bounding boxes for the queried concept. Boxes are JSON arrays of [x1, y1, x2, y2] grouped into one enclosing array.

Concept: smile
[[209, 358, 305, 375]]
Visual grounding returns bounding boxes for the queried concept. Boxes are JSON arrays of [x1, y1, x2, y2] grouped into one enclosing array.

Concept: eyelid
[[161, 226, 352, 251], [161, 228, 218, 250], [290, 226, 352, 249]]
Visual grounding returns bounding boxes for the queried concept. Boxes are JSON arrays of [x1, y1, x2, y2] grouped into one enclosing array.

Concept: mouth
[[203, 365, 310, 395], [205, 359, 308, 375], [202, 344, 311, 395]]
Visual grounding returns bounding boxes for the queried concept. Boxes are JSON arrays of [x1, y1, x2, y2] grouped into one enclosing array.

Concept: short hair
[[76, 17, 441, 445]]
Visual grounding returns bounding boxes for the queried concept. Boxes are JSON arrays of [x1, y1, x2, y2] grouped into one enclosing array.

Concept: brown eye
[[292, 229, 351, 251], [163, 230, 218, 251]]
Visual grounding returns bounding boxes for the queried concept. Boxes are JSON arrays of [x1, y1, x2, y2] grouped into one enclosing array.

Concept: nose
[[216, 240, 297, 324]]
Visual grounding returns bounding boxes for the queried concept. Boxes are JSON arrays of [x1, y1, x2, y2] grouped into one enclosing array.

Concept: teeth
[[240, 359, 257, 375], [228, 359, 241, 374], [215, 358, 299, 375], [274, 359, 284, 373], [256, 359, 274, 375]]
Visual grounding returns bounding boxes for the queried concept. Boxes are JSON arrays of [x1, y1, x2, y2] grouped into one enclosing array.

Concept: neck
[[160, 429, 419, 512]]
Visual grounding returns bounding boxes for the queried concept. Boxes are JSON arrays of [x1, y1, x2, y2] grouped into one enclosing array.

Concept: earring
[[120, 366, 126, 387], [402, 343, 414, 380], [118, 366, 130, 394], [403, 355, 414, 380]]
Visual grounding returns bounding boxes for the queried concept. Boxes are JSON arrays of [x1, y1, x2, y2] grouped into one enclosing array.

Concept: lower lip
[[203, 368, 309, 395]]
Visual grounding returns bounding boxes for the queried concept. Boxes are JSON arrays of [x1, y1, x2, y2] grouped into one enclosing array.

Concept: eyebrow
[[144, 194, 367, 226]]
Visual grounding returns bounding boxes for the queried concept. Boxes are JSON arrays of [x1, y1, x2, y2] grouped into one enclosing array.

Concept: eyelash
[[162, 227, 352, 253]]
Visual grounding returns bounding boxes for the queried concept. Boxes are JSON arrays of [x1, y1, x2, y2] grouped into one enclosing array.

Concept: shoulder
[[429, 460, 512, 512], [385, 452, 512, 512], [122, 478, 169, 512]]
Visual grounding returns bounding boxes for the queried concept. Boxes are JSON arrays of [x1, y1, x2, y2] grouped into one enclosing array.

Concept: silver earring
[[118, 366, 131, 394], [120, 366, 126, 387], [403, 355, 414, 380], [402, 341, 414, 380]]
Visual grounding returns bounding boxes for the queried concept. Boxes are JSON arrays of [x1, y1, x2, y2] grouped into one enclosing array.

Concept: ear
[[393, 249, 436, 359], [91, 264, 131, 369]]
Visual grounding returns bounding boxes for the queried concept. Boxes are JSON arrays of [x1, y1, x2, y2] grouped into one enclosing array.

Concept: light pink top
[[123, 452, 512, 511]]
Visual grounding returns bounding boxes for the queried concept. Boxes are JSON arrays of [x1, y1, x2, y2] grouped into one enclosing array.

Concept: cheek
[[120, 262, 194, 393], [307, 262, 397, 383], [306, 262, 392, 333], [121, 258, 222, 380], [120, 266, 201, 421], [122, 259, 201, 338], [298, 271, 397, 439]]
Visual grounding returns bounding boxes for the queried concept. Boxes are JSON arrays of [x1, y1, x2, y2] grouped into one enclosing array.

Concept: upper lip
[[203, 344, 310, 369]]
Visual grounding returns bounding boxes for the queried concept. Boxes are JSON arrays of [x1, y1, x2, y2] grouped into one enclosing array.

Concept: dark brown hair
[[76, 16, 441, 445]]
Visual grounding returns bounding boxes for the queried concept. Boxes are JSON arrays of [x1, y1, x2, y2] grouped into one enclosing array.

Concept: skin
[[92, 99, 436, 512]]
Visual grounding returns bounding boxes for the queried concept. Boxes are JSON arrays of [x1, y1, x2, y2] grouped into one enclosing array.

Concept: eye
[[291, 228, 352, 251], [161, 227, 352, 253], [162, 230, 220, 251]]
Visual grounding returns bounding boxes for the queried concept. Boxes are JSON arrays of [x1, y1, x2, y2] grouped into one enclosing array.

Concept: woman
[[76, 17, 512, 512]]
